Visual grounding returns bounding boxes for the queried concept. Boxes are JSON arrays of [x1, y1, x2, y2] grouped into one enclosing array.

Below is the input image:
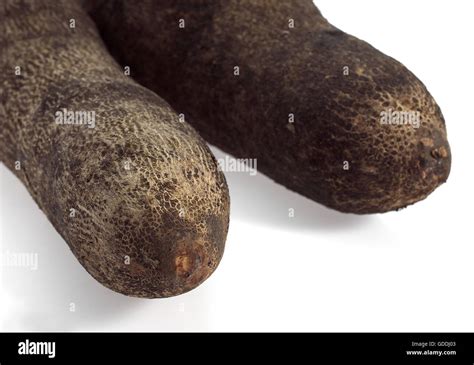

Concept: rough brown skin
[[88, 0, 451, 214], [0, 0, 230, 298]]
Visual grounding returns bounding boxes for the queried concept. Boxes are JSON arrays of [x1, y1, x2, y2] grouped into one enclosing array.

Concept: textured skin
[[0, 0, 230, 298], [88, 0, 451, 213]]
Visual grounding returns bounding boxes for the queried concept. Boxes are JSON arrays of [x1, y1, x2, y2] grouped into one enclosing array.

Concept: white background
[[1, 0, 473, 332]]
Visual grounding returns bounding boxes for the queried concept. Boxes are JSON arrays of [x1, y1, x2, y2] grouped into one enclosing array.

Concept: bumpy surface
[[0, 0, 230, 297], [88, 0, 451, 213]]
